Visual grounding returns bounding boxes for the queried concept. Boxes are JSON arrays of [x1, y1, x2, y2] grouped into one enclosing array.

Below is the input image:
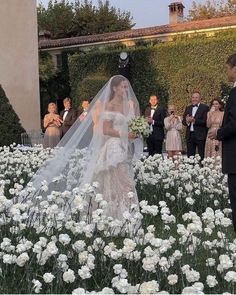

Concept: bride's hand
[[128, 131, 137, 139]]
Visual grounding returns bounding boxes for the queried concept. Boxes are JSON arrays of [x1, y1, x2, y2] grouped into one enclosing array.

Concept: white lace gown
[[93, 111, 139, 220]]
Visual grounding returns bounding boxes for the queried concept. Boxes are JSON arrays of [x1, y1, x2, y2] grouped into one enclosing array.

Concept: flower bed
[[0, 146, 235, 294]]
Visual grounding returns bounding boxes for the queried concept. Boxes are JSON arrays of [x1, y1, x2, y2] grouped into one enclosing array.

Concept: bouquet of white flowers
[[128, 116, 151, 138]]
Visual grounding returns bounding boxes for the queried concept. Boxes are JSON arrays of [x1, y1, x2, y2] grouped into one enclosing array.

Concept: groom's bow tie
[[65, 109, 69, 111], [192, 104, 198, 108], [151, 107, 156, 110]]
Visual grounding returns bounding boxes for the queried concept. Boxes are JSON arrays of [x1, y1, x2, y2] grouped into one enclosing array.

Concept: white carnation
[[63, 269, 76, 283], [16, 252, 29, 267], [43, 272, 55, 283]]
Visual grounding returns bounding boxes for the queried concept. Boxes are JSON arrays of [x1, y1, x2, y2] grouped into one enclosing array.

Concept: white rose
[[206, 275, 218, 287], [72, 288, 86, 295], [168, 274, 178, 285], [59, 234, 71, 245], [139, 280, 159, 294], [113, 264, 123, 275], [43, 272, 55, 283], [72, 240, 86, 253], [46, 241, 58, 255], [32, 279, 42, 294], [206, 258, 215, 267], [78, 265, 92, 280], [101, 287, 115, 294], [63, 269, 75, 283], [219, 254, 233, 270], [185, 270, 200, 283], [224, 271, 236, 283], [3, 254, 16, 264], [78, 251, 88, 264], [16, 252, 29, 267], [115, 278, 130, 294]]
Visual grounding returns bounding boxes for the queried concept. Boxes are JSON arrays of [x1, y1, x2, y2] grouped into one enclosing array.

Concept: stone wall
[[0, 0, 40, 132]]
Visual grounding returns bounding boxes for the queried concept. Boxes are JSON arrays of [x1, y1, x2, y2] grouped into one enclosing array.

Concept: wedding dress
[[17, 75, 143, 222], [92, 111, 139, 220]]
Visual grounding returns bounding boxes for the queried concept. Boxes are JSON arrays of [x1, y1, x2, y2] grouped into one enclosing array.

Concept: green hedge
[[69, 31, 236, 114], [39, 52, 71, 118], [0, 85, 25, 146]]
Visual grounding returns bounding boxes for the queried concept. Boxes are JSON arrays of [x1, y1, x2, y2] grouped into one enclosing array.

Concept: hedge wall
[[0, 85, 25, 146], [40, 52, 71, 118], [69, 31, 236, 114]]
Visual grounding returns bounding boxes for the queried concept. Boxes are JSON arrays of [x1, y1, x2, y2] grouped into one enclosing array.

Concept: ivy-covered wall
[[69, 31, 236, 114]]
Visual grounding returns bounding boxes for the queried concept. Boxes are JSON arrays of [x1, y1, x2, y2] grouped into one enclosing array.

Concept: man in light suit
[[144, 95, 166, 156], [182, 91, 209, 162], [209, 53, 236, 232], [60, 97, 77, 137]]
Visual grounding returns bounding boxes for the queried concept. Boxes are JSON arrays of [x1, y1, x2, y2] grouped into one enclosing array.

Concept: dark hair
[[210, 97, 224, 111], [110, 76, 126, 100], [149, 94, 158, 99], [226, 53, 236, 68]]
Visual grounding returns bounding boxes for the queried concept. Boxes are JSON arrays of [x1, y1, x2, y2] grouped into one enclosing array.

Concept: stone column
[[0, 0, 41, 132]]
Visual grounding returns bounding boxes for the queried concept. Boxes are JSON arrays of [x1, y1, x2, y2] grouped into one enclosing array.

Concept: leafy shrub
[[0, 85, 25, 146]]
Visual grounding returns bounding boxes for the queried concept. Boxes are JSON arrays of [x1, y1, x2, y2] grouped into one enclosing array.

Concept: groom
[[209, 53, 236, 233]]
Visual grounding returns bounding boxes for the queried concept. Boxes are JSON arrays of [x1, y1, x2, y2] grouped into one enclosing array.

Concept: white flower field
[[0, 145, 235, 294]]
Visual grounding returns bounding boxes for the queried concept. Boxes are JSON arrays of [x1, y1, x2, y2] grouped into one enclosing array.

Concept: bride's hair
[[109, 75, 126, 101]]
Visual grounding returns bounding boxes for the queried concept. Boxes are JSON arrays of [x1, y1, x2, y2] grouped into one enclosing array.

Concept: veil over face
[[26, 75, 143, 197]]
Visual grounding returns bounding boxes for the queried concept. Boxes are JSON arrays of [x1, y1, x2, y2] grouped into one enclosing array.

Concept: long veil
[[22, 75, 143, 203]]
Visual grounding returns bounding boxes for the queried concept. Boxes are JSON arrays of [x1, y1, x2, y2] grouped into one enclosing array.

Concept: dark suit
[[144, 106, 166, 156], [60, 108, 77, 137], [182, 103, 209, 161], [217, 86, 236, 232]]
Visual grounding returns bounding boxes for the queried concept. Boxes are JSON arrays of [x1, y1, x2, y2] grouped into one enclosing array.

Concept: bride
[[19, 75, 143, 221]]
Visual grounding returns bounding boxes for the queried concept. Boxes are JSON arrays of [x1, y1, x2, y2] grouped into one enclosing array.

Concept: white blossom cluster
[[0, 147, 235, 293]]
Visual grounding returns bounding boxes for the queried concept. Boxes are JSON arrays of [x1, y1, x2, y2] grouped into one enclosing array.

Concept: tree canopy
[[37, 0, 134, 39], [188, 0, 236, 20]]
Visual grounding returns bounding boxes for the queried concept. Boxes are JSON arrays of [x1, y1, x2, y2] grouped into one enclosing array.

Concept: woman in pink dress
[[205, 98, 224, 158], [164, 105, 182, 158], [43, 103, 62, 148]]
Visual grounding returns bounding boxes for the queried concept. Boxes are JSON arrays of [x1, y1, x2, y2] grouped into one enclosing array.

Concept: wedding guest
[[205, 98, 224, 158], [182, 91, 209, 162], [43, 103, 62, 148], [144, 95, 166, 156], [60, 97, 77, 137], [164, 105, 182, 158], [78, 98, 90, 121], [209, 53, 236, 232]]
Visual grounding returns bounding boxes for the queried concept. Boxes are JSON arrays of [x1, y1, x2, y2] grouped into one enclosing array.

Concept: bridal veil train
[[17, 75, 143, 222]]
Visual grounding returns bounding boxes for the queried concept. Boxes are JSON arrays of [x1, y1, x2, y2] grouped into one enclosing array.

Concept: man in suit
[[60, 97, 77, 137], [182, 91, 209, 162], [144, 95, 166, 156], [78, 98, 91, 121], [209, 53, 236, 232]]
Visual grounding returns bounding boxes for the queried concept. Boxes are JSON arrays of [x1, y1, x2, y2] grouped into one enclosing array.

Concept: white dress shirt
[[149, 106, 157, 132], [150, 107, 156, 119], [233, 81, 236, 88], [190, 103, 200, 131], [63, 109, 69, 121]]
